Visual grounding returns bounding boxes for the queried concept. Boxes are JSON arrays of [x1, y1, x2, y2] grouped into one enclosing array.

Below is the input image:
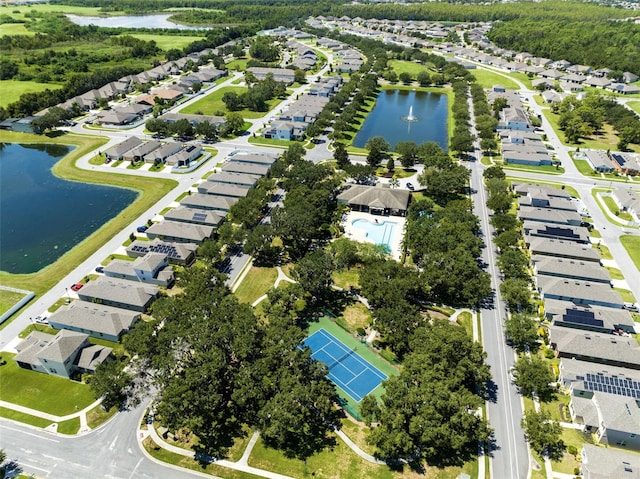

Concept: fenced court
[[304, 329, 387, 402]]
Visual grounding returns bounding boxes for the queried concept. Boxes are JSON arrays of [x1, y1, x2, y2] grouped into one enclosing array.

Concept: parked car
[[71, 283, 84, 292], [406, 182, 415, 191], [95, 266, 104, 273], [624, 302, 639, 312], [136, 225, 148, 233], [34, 315, 48, 324]]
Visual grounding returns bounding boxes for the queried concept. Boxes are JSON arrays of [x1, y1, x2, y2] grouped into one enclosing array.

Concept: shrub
[[568, 445, 578, 456]]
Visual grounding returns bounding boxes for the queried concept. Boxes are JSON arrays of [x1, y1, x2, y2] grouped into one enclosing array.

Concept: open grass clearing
[[0, 80, 63, 108], [606, 266, 624, 280], [551, 428, 587, 475], [602, 195, 633, 221], [573, 158, 598, 176], [629, 102, 640, 115], [233, 266, 277, 304], [471, 68, 520, 90], [123, 33, 205, 51], [456, 311, 473, 338], [181, 86, 287, 119], [86, 404, 118, 429], [142, 437, 261, 479], [0, 289, 28, 316], [331, 267, 361, 290], [249, 435, 477, 479], [0, 353, 95, 416], [0, 23, 34, 36], [388, 59, 430, 77], [247, 136, 296, 148], [503, 162, 564, 175], [0, 4, 113, 18], [340, 302, 372, 331], [615, 288, 636, 303], [621, 235, 640, 272], [57, 417, 81, 435], [0, 131, 177, 302]]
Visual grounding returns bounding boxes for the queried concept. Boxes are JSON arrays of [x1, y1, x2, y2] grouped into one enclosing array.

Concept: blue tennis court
[[304, 329, 387, 402]]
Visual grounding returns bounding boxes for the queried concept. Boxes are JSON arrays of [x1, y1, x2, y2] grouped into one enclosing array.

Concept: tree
[[333, 142, 350, 169], [490, 213, 519, 234], [497, 248, 529, 280], [344, 163, 376, 184], [195, 121, 217, 141], [359, 395, 380, 426], [513, 356, 556, 401], [487, 191, 513, 214], [0, 59, 19, 80], [504, 313, 540, 353], [395, 141, 418, 168], [244, 225, 279, 266], [170, 118, 194, 139], [225, 112, 245, 135], [365, 136, 390, 167], [417, 70, 431, 86], [294, 69, 306, 84], [282, 143, 305, 165], [399, 72, 412, 84], [480, 138, 498, 153], [521, 409, 565, 460], [327, 238, 359, 270], [483, 165, 506, 180], [222, 91, 243, 111], [386, 157, 395, 171], [500, 278, 531, 312], [88, 358, 133, 410], [494, 229, 521, 251], [292, 249, 334, 300]]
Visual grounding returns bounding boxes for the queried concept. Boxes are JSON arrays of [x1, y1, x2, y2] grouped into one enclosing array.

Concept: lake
[[66, 13, 210, 30], [353, 89, 448, 151], [0, 143, 137, 274]]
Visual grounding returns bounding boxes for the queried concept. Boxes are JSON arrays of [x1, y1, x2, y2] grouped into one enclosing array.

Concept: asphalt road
[[0, 400, 213, 479]]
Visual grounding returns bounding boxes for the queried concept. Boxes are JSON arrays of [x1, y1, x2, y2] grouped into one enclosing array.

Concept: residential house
[[144, 142, 182, 164], [77, 277, 159, 312], [206, 171, 260, 188], [517, 206, 582, 226], [549, 325, 640, 370], [611, 152, 640, 176], [47, 302, 139, 342], [337, 184, 410, 216], [14, 330, 112, 378], [513, 182, 572, 202], [581, 444, 640, 479], [528, 237, 602, 263], [227, 151, 278, 167], [103, 252, 175, 287], [163, 206, 224, 227], [612, 188, 640, 221], [104, 136, 143, 162], [159, 112, 225, 128], [532, 255, 611, 284], [221, 161, 270, 177], [583, 149, 615, 173], [544, 298, 636, 334], [536, 276, 624, 309], [523, 222, 590, 244], [247, 67, 296, 84], [145, 221, 214, 244], [180, 193, 239, 212], [123, 140, 162, 162], [127, 239, 196, 265], [166, 144, 203, 167], [623, 72, 640, 83], [499, 107, 532, 131], [197, 182, 252, 198]]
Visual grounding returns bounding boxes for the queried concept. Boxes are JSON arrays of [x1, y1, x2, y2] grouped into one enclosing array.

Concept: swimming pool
[[351, 218, 398, 249]]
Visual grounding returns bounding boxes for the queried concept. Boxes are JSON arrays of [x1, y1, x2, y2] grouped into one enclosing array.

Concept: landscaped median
[[0, 131, 178, 302]]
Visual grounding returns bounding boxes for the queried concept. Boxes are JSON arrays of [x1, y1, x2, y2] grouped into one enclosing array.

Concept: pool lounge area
[[343, 211, 405, 260]]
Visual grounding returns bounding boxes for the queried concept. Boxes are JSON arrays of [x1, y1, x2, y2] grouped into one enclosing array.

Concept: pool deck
[[342, 211, 406, 260]]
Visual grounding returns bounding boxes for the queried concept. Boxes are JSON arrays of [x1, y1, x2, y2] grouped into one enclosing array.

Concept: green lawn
[[331, 267, 361, 290], [0, 406, 52, 428], [226, 58, 249, 72], [86, 404, 118, 429], [621, 235, 640, 272], [456, 311, 473, 338], [471, 68, 520, 90], [123, 33, 205, 51], [249, 435, 477, 479], [0, 131, 177, 307], [615, 288, 636, 303], [503, 162, 564, 175], [233, 266, 278, 304], [602, 195, 633, 221], [180, 86, 286, 119], [0, 289, 28, 316], [388, 59, 429, 77], [0, 80, 63, 108], [247, 136, 296, 148], [0, 354, 96, 416], [0, 23, 34, 36], [628, 102, 640, 115], [573, 158, 598, 176]]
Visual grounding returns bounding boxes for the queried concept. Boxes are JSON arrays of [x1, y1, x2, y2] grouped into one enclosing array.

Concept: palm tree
[[389, 178, 400, 189]]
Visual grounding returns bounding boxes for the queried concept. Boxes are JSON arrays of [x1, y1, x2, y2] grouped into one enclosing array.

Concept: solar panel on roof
[[193, 212, 208, 222]]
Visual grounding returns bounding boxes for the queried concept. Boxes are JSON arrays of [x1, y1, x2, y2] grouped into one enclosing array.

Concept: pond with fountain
[[353, 89, 448, 151]]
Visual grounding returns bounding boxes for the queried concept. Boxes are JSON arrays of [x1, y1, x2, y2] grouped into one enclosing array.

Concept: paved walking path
[[0, 397, 102, 435]]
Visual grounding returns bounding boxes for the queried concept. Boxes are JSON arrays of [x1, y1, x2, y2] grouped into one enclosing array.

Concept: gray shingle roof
[[582, 443, 640, 479], [47, 302, 139, 338], [529, 237, 602, 262], [78, 277, 158, 309], [337, 185, 410, 211]]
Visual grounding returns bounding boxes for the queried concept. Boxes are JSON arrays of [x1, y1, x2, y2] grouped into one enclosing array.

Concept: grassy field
[[621, 235, 640, 272], [0, 289, 27, 316], [388, 59, 429, 77], [629, 102, 640, 115], [247, 136, 296, 148], [331, 267, 361, 290], [0, 406, 53, 428], [341, 302, 373, 331], [0, 80, 63, 108], [602, 196, 633, 221], [0, 23, 34, 36], [470, 68, 520, 90], [0, 353, 95, 416], [86, 404, 118, 429], [123, 33, 205, 51], [180, 86, 286, 119], [0, 131, 178, 302], [249, 435, 477, 479], [0, 4, 111, 19], [503, 162, 564, 175], [233, 266, 278, 304]]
